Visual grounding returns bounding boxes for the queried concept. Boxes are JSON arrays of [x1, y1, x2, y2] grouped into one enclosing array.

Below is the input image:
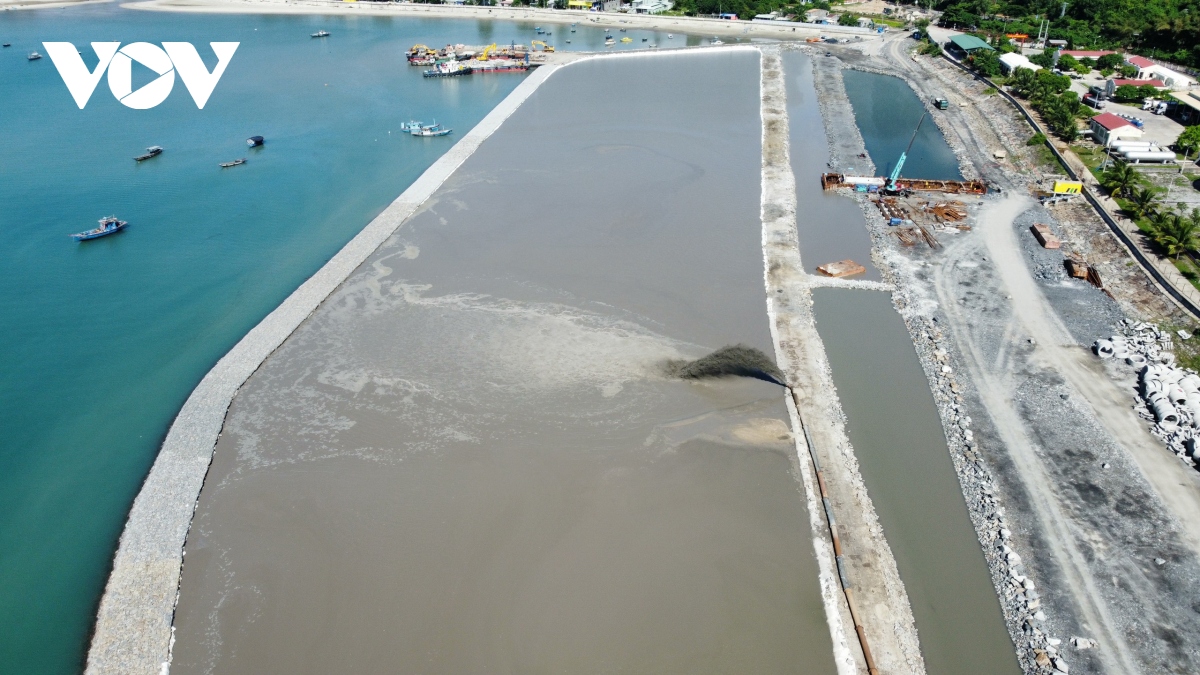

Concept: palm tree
[[1102, 160, 1139, 198], [1010, 67, 1036, 97], [1156, 212, 1199, 259], [1128, 186, 1162, 220]]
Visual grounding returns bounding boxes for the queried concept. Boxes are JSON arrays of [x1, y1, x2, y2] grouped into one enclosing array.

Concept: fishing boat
[[311, 30, 330, 38], [423, 60, 470, 78], [667, 34, 674, 39], [411, 124, 452, 137], [134, 146, 163, 161], [642, 37, 648, 41], [28, 51, 41, 60], [605, 35, 615, 45], [2, 43, 11, 48], [71, 216, 126, 242], [246, 135, 264, 147], [712, 38, 724, 44], [219, 158, 246, 168], [620, 37, 632, 43], [399, 120, 424, 132]]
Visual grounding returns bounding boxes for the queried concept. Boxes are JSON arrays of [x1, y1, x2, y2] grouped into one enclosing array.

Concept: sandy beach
[[116, 0, 884, 43]]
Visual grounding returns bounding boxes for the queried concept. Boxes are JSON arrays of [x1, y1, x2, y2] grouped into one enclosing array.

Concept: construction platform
[[821, 173, 987, 195]]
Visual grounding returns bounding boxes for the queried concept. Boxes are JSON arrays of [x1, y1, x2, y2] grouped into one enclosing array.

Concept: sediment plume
[[665, 344, 786, 386]]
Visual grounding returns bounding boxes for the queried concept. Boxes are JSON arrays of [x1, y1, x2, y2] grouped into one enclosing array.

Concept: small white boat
[[311, 30, 330, 38], [667, 34, 673, 39], [28, 51, 42, 61], [712, 38, 724, 44]]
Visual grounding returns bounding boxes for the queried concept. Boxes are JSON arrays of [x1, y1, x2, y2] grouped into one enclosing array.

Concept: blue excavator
[[885, 112, 927, 194]]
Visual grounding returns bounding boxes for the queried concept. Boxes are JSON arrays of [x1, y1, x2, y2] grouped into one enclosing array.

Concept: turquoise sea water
[[0, 7, 681, 673], [842, 69, 963, 181]]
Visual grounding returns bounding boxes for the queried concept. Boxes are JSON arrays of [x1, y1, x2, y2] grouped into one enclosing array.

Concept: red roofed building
[[1105, 78, 1166, 96], [1090, 112, 1143, 146], [1125, 55, 1155, 69], [1061, 50, 1117, 59]]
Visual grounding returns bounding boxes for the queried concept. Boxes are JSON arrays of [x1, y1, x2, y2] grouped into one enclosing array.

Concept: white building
[[631, 0, 672, 13], [999, 52, 1041, 74], [1126, 56, 1197, 89]]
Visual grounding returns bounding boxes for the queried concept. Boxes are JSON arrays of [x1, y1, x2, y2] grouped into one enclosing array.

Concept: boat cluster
[[73, 136, 264, 241]]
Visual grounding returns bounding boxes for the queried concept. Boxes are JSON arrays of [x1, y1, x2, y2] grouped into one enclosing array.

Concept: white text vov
[[43, 42, 239, 110]]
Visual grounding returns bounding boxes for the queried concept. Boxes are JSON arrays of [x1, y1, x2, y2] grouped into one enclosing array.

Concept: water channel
[[786, 57, 1020, 675]]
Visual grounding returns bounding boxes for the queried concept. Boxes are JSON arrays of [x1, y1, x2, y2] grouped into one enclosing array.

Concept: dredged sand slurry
[[96, 49, 848, 675], [84, 63, 563, 675]]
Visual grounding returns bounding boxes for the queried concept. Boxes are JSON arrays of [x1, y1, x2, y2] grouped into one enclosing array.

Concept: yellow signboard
[[1053, 180, 1083, 194]]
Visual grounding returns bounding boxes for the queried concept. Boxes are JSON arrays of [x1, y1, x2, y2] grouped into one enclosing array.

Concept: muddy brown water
[[782, 51, 882, 281], [811, 287, 1019, 675], [170, 52, 836, 674]]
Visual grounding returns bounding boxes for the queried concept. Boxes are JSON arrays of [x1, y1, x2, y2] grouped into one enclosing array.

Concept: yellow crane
[[478, 43, 497, 61], [531, 40, 555, 53]]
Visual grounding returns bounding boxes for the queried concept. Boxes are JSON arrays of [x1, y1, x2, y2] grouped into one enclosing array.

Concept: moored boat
[[28, 51, 41, 60], [2, 43, 11, 48], [71, 216, 127, 241], [246, 135, 265, 147], [410, 123, 452, 137], [134, 146, 163, 162], [311, 30, 330, 38], [220, 158, 246, 168], [423, 61, 470, 78]]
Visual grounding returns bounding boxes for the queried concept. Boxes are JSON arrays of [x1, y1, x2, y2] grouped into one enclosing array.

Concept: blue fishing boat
[[398, 120, 424, 132], [411, 123, 452, 137], [71, 216, 127, 241]]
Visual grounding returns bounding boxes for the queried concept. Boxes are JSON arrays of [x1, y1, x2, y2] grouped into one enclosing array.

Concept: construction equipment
[[886, 112, 926, 192], [478, 43, 497, 60], [531, 40, 555, 53]]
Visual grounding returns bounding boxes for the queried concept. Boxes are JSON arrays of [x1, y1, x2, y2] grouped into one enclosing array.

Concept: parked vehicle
[[1083, 93, 1106, 109]]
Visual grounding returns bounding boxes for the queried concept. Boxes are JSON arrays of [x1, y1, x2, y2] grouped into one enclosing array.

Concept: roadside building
[[631, 0, 672, 12], [1060, 49, 1117, 60], [1168, 89, 1200, 124], [856, 16, 874, 29], [1123, 56, 1198, 89], [1104, 78, 1166, 97], [999, 52, 1040, 74], [1090, 112, 1144, 146], [805, 8, 828, 22], [946, 35, 994, 59]]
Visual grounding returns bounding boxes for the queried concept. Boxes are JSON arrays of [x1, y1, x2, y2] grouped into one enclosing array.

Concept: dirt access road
[[833, 30, 1200, 673]]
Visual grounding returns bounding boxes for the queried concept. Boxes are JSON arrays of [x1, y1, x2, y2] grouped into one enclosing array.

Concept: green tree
[[970, 49, 1002, 76], [1119, 64, 1139, 78], [1097, 53, 1124, 70], [1057, 53, 1079, 71], [1080, 57, 1097, 70], [1153, 211, 1199, 259], [1129, 186, 1162, 220], [1177, 125, 1200, 155], [1113, 84, 1143, 102], [838, 12, 859, 26], [1010, 67, 1037, 97], [1102, 160, 1140, 198]]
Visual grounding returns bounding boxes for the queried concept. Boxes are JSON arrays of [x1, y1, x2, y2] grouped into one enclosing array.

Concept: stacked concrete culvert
[[1095, 319, 1200, 468]]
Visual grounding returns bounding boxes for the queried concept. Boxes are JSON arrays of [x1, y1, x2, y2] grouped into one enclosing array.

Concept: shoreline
[[119, 0, 884, 43], [84, 62, 564, 675]]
